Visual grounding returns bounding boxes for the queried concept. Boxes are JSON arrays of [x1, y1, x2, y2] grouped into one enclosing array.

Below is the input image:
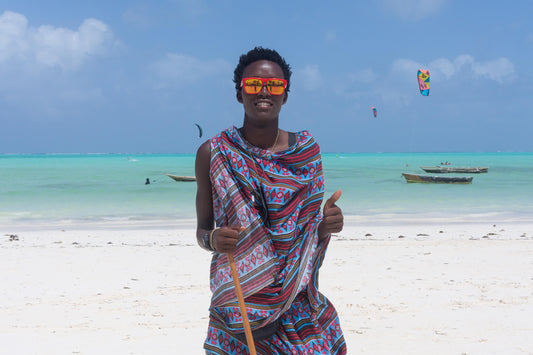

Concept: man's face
[[237, 60, 288, 125]]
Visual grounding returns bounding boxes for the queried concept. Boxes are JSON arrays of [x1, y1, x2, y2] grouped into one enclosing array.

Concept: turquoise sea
[[1, 153, 532, 229]]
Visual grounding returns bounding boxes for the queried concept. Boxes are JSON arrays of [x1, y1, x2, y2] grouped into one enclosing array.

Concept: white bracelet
[[209, 227, 220, 251]]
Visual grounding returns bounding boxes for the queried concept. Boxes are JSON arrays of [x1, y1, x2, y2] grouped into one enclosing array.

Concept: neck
[[240, 125, 280, 150]]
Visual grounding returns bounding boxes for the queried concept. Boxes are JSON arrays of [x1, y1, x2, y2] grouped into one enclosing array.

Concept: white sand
[[1, 222, 532, 354]]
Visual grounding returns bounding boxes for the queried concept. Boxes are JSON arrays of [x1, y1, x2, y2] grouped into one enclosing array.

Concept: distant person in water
[[145, 178, 150, 185]]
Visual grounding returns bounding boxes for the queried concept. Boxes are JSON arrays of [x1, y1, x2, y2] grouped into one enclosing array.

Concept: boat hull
[[420, 166, 488, 173], [164, 173, 196, 182], [402, 173, 473, 184]]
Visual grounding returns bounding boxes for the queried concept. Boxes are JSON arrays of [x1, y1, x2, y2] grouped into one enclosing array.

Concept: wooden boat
[[164, 173, 196, 182], [420, 166, 488, 173], [402, 173, 473, 184]]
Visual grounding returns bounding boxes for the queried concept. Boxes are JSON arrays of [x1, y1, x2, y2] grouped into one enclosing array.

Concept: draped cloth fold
[[204, 126, 347, 355]]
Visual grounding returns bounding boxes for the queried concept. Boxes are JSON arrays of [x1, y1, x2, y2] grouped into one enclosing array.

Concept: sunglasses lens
[[267, 79, 286, 95], [243, 79, 263, 94], [242, 78, 286, 95]]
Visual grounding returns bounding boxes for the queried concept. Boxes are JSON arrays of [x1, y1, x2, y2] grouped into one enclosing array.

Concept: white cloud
[[379, 0, 446, 21], [0, 10, 115, 70], [295, 64, 323, 91], [471, 58, 514, 84], [424, 55, 473, 79], [359, 54, 515, 108], [348, 69, 377, 84], [0, 11, 30, 61], [0, 11, 117, 118], [391, 55, 514, 83], [391, 58, 422, 76], [149, 53, 231, 89], [428, 58, 455, 79], [453, 54, 474, 69]]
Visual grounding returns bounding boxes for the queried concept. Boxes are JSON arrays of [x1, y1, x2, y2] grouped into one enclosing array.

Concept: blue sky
[[1, 0, 532, 153]]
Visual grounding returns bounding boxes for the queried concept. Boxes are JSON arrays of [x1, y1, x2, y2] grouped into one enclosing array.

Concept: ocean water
[[1, 153, 532, 229]]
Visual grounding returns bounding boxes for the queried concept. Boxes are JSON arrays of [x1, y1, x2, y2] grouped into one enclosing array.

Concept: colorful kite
[[371, 106, 377, 118], [417, 69, 430, 96]]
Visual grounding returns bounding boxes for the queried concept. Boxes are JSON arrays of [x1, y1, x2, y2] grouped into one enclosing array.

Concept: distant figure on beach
[[195, 47, 346, 354], [145, 178, 150, 185]]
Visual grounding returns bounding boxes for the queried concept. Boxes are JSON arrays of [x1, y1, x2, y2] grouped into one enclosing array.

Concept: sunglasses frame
[[241, 77, 287, 95]]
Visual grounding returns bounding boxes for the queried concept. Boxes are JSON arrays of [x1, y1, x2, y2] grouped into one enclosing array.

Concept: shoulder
[[295, 129, 314, 141], [195, 127, 234, 168], [295, 130, 320, 150], [196, 139, 211, 158], [195, 139, 212, 176], [195, 127, 231, 159]]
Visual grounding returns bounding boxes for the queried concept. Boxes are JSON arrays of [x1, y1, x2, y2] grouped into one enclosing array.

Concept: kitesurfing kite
[[371, 106, 377, 118], [194, 123, 203, 138], [417, 69, 430, 96]]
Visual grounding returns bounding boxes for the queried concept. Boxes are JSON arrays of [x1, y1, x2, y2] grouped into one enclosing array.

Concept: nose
[[258, 83, 270, 96]]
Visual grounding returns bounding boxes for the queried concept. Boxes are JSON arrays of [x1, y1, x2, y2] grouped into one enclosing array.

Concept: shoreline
[[2, 221, 532, 244], [2, 210, 532, 233]]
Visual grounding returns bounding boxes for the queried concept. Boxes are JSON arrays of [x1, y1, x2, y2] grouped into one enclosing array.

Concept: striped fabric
[[204, 126, 346, 354]]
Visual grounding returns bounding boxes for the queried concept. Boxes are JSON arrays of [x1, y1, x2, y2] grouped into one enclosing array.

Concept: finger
[[322, 215, 343, 228], [217, 225, 244, 254], [229, 224, 246, 232], [214, 233, 239, 253], [324, 189, 342, 211], [323, 205, 342, 217], [322, 219, 344, 233], [213, 228, 237, 250], [324, 213, 343, 222]]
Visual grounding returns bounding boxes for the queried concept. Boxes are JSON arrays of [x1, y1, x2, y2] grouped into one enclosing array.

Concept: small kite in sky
[[194, 123, 203, 138], [371, 106, 377, 118], [417, 69, 430, 96]]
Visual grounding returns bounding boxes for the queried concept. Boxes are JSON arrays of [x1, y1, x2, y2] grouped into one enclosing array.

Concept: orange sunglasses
[[241, 77, 287, 95]]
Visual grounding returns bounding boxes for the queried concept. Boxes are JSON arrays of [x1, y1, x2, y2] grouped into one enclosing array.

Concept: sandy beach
[[1, 222, 533, 354]]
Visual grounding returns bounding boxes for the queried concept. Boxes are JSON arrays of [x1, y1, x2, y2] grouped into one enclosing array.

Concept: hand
[[318, 190, 344, 240], [212, 225, 244, 253]]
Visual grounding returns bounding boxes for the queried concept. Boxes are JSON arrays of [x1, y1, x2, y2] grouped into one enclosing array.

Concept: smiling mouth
[[255, 101, 272, 108]]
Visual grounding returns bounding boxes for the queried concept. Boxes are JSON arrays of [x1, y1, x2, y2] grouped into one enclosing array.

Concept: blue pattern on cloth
[[204, 126, 347, 354]]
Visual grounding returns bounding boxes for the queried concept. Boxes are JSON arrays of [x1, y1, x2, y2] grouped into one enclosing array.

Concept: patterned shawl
[[208, 125, 330, 334]]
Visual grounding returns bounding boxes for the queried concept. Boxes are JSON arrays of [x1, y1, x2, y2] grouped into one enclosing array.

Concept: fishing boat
[[164, 173, 196, 182], [420, 166, 488, 173], [402, 173, 473, 184]]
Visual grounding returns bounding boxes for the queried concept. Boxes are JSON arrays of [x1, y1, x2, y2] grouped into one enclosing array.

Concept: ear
[[282, 92, 288, 105], [236, 90, 243, 103]]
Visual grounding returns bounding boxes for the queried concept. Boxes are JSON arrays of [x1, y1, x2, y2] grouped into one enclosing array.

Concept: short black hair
[[233, 46, 292, 92]]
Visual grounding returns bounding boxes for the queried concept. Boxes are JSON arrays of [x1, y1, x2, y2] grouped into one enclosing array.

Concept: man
[[195, 47, 346, 354]]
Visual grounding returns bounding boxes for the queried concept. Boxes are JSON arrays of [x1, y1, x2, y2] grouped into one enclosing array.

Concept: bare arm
[[195, 140, 214, 245], [195, 140, 242, 253]]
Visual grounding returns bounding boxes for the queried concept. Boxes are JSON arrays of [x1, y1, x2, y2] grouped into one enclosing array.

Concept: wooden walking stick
[[227, 252, 257, 355]]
